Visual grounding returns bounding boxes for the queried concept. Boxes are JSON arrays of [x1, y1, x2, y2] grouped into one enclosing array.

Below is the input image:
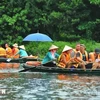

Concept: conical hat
[[62, 45, 72, 52], [19, 45, 25, 50], [13, 43, 18, 48], [49, 44, 58, 50]]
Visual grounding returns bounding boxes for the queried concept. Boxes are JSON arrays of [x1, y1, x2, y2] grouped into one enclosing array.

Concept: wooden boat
[[0, 57, 41, 63], [20, 63, 100, 75], [0, 62, 21, 69]]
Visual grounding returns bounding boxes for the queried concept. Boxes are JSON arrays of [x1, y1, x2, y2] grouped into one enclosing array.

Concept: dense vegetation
[[0, 0, 100, 44], [25, 39, 100, 58], [0, 0, 100, 57]]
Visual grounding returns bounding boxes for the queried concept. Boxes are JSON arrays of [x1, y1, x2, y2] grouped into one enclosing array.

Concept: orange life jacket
[[0, 47, 6, 57], [6, 47, 12, 58], [12, 48, 19, 58], [58, 52, 70, 68], [72, 49, 82, 62]]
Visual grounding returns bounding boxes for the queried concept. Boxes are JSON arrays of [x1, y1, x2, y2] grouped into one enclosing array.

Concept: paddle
[[19, 67, 36, 72]]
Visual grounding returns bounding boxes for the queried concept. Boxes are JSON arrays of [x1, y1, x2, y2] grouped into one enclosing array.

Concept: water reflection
[[0, 72, 99, 100]]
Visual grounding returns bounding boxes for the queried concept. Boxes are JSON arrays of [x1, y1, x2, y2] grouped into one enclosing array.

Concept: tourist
[[0, 44, 6, 58], [5, 43, 12, 58], [14, 45, 28, 58], [89, 48, 100, 70], [12, 43, 19, 58], [57, 45, 73, 68], [42, 44, 59, 67]]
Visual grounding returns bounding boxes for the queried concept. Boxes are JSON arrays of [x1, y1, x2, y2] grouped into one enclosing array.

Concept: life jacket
[[6, 47, 12, 58], [81, 51, 88, 61], [69, 49, 83, 68], [72, 49, 82, 62], [12, 48, 19, 58], [58, 52, 70, 68], [73, 49, 82, 59], [89, 52, 100, 62], [0, 47, 6, 58]]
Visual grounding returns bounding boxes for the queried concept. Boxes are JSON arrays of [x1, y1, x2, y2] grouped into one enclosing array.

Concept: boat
[[20, 63, 100, 75], [0, 57, 41, 63]]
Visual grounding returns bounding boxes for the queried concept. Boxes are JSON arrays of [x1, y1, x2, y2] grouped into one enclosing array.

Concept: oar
[[19, 65, 37, 72], [19, 59, 57, 72]]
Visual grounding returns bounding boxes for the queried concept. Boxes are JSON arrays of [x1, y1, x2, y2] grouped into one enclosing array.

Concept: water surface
[[0, 72, 100, 100]]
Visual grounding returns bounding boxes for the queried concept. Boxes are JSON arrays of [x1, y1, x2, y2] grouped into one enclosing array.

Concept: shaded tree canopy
[[0, 0, 100, 44]]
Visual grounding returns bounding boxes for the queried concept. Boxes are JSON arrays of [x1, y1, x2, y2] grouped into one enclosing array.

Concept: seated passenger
[[14, 45, 28, 58], [5, 43, 12, 58], [41, 44, 59, 67], [89, 48, 100, 70], [57, 45, 73, 68], [58, 45, 86, 71], [0, 44, 6, 58], [12, 43, 19, 59], [80, 44, 88, 62]]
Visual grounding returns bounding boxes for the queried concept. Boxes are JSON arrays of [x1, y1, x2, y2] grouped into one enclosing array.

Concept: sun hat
[[13, 43, 18, 48], [62, 45, 72, 52], [95, 48, 100, 54], [49, 44, 58, 50], [19, 45, 25, 50]]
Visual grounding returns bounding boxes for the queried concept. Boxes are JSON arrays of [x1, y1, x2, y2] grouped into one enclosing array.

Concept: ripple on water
[[0, 73, 100, 100]]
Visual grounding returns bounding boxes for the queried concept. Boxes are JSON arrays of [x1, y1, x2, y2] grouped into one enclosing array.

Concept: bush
[[24, 39, 100, 58]]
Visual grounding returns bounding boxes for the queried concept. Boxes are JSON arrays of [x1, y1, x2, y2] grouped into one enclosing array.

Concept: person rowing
[[26, 44, 59, 67], [41, 44, 59, 67], [14, 45, 28, 58]]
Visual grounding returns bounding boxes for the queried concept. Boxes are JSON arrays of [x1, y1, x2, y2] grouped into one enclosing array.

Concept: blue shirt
[[16, 49, 28, 57], [42, 51, 59, 64]]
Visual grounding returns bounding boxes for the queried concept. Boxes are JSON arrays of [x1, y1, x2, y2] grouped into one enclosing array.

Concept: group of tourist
[[0, 43, 28, 59], [40, 43, 100, 70], [0, 42, 100, 70]]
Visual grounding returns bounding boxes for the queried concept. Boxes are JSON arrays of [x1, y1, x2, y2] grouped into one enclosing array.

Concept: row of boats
[[0, 58, 100, 75]]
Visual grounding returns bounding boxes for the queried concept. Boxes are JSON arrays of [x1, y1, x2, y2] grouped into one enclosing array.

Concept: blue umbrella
[[23, 33, 53, 42]]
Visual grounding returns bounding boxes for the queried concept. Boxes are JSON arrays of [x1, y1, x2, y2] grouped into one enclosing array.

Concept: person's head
[[5, 43, 9, 48], [13, 43, 18, 48], [94, 48, 100, 55], [62, 45, 72, 53], [49, 44, 58, 53], [80, 44, 86, 53], [75, 43, 80, 51]]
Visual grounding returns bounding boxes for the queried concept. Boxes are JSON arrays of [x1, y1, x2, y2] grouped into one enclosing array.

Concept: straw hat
[[49, 44, 58, 50], [13, 43, 18, 48], [19, 45, 25, 50], [62, 45, 72, 52]]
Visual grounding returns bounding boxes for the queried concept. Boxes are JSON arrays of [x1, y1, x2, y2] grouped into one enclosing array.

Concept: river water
[[0, 71, 100, 100]]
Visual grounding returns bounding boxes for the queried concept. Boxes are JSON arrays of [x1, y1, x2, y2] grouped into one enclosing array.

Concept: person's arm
[[75, 52, 83, 62], [12, 51, 20, 58]]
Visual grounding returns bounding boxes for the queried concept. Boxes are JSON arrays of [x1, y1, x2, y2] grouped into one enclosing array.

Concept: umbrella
[[23, 33, 53, 42]]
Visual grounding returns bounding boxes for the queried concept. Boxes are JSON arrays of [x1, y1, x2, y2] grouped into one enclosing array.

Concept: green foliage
[[0, 0, 100, 43], [60, 33, 81, 41], [24, 40, 100, 58], [89, 0, 100, 5]]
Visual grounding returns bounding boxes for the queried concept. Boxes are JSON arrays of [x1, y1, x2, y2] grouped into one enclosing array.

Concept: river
[[0, 71, 100, 100]]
